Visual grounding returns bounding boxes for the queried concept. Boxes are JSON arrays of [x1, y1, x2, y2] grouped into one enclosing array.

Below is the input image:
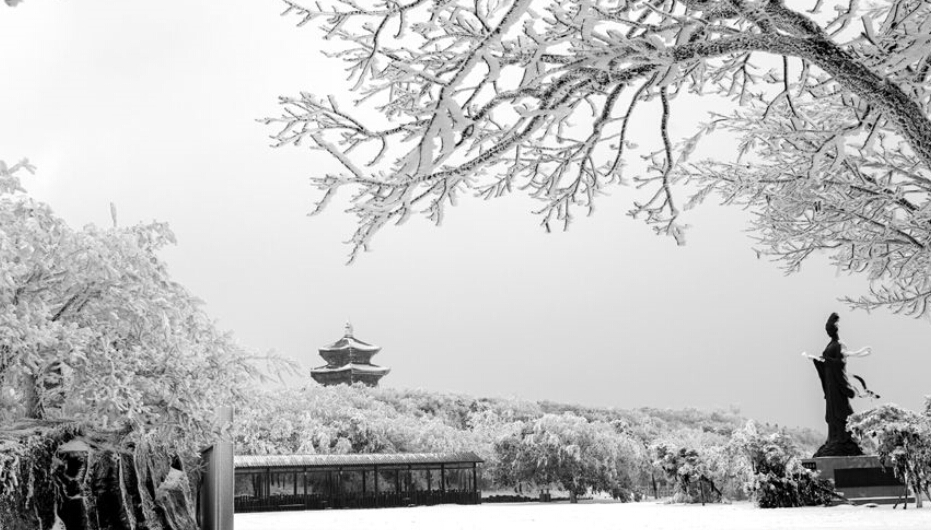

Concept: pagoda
[[310, 323, 390, 387]]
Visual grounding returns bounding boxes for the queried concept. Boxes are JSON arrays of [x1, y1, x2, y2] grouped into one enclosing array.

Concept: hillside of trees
[[235, 383, 824, 502]]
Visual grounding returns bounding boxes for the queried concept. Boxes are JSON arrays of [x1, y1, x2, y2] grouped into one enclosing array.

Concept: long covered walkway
[[234, 452, 482, 513]]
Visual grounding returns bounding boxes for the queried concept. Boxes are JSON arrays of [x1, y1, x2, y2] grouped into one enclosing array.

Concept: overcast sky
[[2, 1, 929, 432]]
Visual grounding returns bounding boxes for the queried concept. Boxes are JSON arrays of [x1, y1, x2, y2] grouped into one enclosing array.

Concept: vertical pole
[[201, 406, 234, 530], [472, 464, 478, 503], [327, 470, 333, 508], [374, 465, 380, 508]]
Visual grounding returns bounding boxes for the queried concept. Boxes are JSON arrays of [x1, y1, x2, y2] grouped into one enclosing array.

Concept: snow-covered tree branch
[[265, 0, 931, 315], [0, 160, 292, 455]]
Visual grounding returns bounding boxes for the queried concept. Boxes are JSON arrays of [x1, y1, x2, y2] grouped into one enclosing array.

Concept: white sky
[[2, 1, 929, 433]]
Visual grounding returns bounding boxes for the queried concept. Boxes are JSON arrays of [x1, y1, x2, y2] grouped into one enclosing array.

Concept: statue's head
[[825, 312, 840, 341]]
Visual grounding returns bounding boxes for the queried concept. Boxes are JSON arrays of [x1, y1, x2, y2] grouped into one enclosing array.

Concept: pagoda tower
[[310, 323, 390, 387]]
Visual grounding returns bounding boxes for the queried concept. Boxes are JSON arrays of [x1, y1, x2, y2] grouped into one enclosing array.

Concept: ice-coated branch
[[266, 0, 931, 312], [682, 84, 931, 316]]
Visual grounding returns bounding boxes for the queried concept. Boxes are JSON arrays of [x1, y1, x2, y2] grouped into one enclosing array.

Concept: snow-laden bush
[[848, 404, 931, 507], [651, 443, 724, 504], [491, 413, 643, 502], [727, 422, 834, 508]]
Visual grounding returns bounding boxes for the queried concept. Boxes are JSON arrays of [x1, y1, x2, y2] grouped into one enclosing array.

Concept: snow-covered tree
[[848, 404, 931, 507], [492, 412, 642, 501], [265, 0, 931, 315], [651, 441, 725, 503], [0, 159, 272, 455], [725, 421, 834, 508]]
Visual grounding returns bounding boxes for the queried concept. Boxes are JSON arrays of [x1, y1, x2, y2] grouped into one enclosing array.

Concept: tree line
[[234, 383, 830, 504]]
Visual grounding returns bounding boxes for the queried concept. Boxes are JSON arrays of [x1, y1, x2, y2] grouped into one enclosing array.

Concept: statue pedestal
[[802, 456, 911, 505]]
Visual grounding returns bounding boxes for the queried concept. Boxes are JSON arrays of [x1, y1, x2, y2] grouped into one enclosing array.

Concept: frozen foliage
[[234, 384, 818, 500], [725, 422, 834, 508], [266, 0, 931, 317], [848, 403, 931, 507], [651, 442, 725, 503], [684, 80, 931, 317], [492, 413, 644, 501], [648, 421, 842, 507], [0, 160, 286, 456]]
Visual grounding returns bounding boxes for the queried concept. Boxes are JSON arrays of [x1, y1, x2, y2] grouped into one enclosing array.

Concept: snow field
[[235, 500, 931, 530]]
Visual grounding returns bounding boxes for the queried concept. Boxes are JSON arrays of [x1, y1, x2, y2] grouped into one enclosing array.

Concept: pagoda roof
[[234, 452, 483, 469], [319, 335, 380, 353], [311, 363, 390, 375], [320, 322, 381, 353]]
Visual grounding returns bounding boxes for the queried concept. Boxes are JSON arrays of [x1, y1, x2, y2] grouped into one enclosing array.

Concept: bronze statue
[[802, 313, 873, 457]]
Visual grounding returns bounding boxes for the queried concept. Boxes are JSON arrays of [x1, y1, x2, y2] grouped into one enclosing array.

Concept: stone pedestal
[[813, 437, 862, 458], [802, 456, 911, 505]]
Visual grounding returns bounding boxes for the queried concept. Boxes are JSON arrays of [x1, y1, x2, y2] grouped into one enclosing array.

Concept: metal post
[[374, 465, 380, 508], [201, 406, 234, 530]]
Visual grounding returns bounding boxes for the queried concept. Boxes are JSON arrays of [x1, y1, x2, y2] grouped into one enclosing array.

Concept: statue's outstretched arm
[[841, 344, 873, 358], [801, 351, 823, 362]]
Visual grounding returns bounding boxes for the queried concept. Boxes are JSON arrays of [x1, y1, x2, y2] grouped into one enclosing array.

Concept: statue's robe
[[813, 339, 862, 457]]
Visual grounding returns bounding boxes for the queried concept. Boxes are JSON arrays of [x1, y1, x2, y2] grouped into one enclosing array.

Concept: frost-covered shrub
[[492, 413, 643, 502], [727, 422, 833, 508], [848, 404, 931, 507], [651, 443, 724, 504]]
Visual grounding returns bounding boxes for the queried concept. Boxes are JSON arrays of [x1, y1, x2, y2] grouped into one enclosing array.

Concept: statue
[[801, 313, 873, 458]]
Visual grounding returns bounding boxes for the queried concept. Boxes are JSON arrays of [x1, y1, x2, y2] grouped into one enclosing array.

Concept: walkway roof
[[234, 452, 483, 469]]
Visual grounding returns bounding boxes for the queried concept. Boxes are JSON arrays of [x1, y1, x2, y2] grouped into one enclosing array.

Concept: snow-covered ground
[[235, 501, 930, 530]]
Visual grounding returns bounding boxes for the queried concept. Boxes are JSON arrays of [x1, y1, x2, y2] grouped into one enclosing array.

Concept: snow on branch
[[265, 0, 931, 316], [680, 72, 931, 316]]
